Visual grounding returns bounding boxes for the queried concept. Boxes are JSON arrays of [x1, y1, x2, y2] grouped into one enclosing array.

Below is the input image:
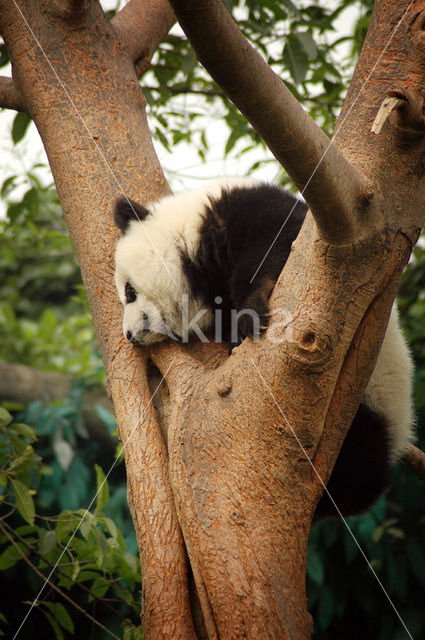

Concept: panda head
[[113, 195, 212, 346], [114, 196, 184, 345]]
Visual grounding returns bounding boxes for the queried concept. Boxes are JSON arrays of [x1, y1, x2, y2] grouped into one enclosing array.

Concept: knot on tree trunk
[[287, 324, 334, 370]]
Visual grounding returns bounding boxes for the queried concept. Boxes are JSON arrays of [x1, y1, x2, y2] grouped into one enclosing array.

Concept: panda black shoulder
[[180, 180, 307, 324], [200, 182, 307, 284]]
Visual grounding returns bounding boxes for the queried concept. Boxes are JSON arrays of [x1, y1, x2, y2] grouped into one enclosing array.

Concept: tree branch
[[0, 76, 26, 111], [401, 443, 425, 482], [112, 0, 175, 76], [166, 0, 371, 244]]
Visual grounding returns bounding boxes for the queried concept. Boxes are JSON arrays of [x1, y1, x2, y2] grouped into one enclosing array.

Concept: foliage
[[308, 466, 425, 640], [0, 171, 103, 383], [0, 406, 141, 640], [142, 0, 373, 179], [0, 171, 78, 317]]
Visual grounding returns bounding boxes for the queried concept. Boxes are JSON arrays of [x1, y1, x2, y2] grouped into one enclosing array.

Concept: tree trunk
[[1, 0, 425, 638]]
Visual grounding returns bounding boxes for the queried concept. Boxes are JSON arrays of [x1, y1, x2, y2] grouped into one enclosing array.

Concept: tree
[[1, 0, 425, 638]]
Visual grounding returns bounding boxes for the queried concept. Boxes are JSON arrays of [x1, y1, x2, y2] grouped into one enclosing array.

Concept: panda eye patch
[[125, 282, 137, 304]]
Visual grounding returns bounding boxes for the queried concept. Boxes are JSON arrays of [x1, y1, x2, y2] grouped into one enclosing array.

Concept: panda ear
[[114, 197, 150, 233]]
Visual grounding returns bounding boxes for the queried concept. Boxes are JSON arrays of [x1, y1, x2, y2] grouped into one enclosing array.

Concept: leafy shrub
[[0, 406, 142, 640]]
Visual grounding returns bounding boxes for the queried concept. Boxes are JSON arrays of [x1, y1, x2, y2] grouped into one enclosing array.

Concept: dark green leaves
[[282, 32, 319, 85], [11, 112, 31, 145], [95, 464, 110, 514], [0, 406, 141, 638], [283, 34, 309, 84], [10, 478, 35, 525]]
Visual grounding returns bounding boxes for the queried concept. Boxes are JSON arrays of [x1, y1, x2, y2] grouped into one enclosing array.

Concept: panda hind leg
[[314, 404, 393, 519]]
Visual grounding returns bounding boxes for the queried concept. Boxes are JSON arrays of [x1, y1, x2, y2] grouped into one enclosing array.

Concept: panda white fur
[[114, 179, 415, 517]]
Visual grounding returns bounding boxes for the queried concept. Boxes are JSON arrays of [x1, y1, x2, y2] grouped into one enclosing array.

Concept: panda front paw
[[237, 314, 269, 342], [236, 292, 270, 342]]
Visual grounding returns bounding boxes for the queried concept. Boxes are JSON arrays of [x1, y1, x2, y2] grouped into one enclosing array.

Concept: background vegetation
[[0, 0, 424, 638]]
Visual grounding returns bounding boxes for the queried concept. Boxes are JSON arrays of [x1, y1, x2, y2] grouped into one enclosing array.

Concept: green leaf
[[321, 519, 340, 548], [0, 304, 16, 328], [0, 408, 12, 430], [0, 175, 18, 198], [224, 129, 241, 156], [78, 569, 102, 583], [297, 32, 318, 61], [11, 113, 31, 145], [181, 48, 197, 75], [9, 423, 37, 442], [93, 527, 108, 566], [94, 464, 109, 513], [386, 526, 405, 539], [44, 602, 74, 634], [8, 445, 34, 474], [0, 542, 27, 570], [38, 529, 57, 555], [55, 603, 74, 634], [10, 478, 35, 524], [357, 513, 376, 539], [53, 438, 74, 471], [101, 516, 118, 541], [56, 510, 79, 543], [280, 0, 300, 16], [71, 559, 80, 582], [90, 576, 111, 599], [113, 581, 134, 606], [142, 87, 155, 106], [154, 127, 170, 152], [282, 35, 309, 85], [41, 609, 64, 640], [80, 511, 94, 539]]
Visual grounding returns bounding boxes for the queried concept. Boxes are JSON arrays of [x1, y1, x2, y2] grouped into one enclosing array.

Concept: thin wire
[[250, 0, 415, 284], [250, 356, 414, 640], [12, 356, 176, 640], [9, 0, 177, 284]]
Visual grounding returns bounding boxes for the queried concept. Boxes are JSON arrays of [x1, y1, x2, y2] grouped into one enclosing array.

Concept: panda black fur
[[114, 178, 415, 517]]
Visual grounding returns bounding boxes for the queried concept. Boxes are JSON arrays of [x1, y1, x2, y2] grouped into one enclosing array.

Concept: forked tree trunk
[[1, 0, 425, 638]]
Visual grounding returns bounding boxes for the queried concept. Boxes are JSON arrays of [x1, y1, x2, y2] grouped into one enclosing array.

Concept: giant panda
[[114, 178, 415, 517]]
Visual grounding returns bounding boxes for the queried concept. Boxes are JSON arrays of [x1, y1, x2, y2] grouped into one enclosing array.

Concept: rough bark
[[112, 0, 175, 76], [0, 75, 26, 110], [1, 0, 425, 639]]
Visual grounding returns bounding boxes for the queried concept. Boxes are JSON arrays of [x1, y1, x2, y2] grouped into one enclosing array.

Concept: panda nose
[[126, 330, 135, 343]]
